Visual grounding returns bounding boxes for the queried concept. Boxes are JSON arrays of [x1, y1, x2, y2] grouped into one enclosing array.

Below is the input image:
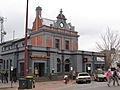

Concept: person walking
[[64, 75, 69, 84], [4, 71, 8, 83], [106, 69, 113, 87], [1, 70, 4, 83], [72, 70, 76, 80], [113, 69, 119, 86]]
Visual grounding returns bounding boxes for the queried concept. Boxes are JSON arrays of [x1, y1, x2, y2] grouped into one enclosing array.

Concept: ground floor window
[[57, 58, 61, 72], [20, 62, 24, 76], [65, 59, 70, 72]]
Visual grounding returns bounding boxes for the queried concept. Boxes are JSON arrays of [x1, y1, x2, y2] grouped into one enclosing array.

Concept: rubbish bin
[[26, 75, 33, 89], [18, 76, 33, 89], [18, 78, 27, 89]]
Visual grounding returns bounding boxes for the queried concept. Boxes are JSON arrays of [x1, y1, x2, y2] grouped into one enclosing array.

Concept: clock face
[[60, 22, 64, 28]]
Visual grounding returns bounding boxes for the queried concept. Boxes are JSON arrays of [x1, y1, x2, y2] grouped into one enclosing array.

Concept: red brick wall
[[31, 36, 36, 46], [37, 35, 42, 47], [46, 36, 52, 48], [31, 17, 42, 46]]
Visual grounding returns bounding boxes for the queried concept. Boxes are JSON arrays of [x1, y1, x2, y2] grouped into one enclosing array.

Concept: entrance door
[[85, 64, 91, 73], [34, 63, 45, 77]]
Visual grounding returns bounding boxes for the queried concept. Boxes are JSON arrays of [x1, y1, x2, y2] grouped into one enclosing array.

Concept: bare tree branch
[[96, 27, 120, 68]]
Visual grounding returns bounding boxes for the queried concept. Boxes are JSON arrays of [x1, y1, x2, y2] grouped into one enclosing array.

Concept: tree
[[96, 27, 120, 69]]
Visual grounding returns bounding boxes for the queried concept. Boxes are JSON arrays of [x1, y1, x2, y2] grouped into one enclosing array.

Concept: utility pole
[[24, 0, 29, 78], [0, 17, 6, 43]]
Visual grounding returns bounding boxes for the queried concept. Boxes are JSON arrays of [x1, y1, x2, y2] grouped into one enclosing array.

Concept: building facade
[[0, 6, 105, 78]]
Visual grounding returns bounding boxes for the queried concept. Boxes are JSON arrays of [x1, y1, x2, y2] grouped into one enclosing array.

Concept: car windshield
[[97, 69, 104, 74], [79, 73, 89, 76]]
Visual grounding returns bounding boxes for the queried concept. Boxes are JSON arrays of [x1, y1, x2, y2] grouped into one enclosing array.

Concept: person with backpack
[[113, 69, 119, 86]]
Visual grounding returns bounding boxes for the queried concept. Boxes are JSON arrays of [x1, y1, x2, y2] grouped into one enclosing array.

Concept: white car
[[94, 69, 106, 82], [76, 72, 91, 84]]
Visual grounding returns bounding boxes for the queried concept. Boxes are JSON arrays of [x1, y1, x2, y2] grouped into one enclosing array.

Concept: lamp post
[[11, 66, 13, 88]]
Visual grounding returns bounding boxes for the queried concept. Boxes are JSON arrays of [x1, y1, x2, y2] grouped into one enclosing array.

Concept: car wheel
[[97, 78, 99, 82], [88, 80, 91, 83], [76, 81, 80, 84]]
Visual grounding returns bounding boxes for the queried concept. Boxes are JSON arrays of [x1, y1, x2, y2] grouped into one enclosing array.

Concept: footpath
[[0, 80, 75, 90]]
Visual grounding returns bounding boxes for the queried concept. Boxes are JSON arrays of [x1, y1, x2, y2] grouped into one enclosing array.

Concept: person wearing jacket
[[106, 69, 113, 87], [113, 69, 119, 86]]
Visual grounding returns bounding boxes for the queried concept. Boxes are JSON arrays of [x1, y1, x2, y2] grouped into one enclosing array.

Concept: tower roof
[[36, 6, 42, 11], [57, 9, 66, 20]]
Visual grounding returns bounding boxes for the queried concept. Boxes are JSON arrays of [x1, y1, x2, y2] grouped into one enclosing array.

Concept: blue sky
[[0, 0, 120, 51]]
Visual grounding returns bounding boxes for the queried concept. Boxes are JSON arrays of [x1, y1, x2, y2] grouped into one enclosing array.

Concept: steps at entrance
[[34, 75, 64, 82], [35, 77, 50, 82]]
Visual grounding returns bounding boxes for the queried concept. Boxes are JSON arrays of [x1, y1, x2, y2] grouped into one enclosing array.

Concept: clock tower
[[55, 9, 68, 29]]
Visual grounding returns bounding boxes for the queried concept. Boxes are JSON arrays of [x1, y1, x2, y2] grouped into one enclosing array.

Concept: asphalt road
[[51, 81, 120, 90]]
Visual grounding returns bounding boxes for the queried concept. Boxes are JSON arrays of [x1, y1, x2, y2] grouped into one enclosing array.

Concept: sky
[[0, 0, 120, 52]]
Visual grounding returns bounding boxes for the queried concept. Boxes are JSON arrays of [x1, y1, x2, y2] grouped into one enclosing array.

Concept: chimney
[[36, 6, 42, 18], [35, 6, 42, 31]]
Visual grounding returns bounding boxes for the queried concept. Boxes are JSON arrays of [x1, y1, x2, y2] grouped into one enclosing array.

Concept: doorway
[[85, 64, 91, 74], [34, 63, 45, 77]]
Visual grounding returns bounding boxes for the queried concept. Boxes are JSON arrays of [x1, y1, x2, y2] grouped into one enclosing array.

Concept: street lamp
[[11, 66, 13, 88]]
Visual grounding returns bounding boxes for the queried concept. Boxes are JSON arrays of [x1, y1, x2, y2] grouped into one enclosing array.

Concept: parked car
[[76, 72, 91, 84], [93, 68, 106, 82]]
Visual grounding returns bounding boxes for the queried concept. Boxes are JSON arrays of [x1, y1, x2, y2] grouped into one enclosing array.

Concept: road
[[51, 81, 120, 90]]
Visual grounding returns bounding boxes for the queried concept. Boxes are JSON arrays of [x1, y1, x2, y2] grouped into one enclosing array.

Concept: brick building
[[0, 6, 105, 79]]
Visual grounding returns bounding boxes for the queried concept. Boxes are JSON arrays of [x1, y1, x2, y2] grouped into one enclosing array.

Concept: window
[[10, 59, 12, 68], [55, 39, 60, 49], [20, 63, 24, 76], [3, 60, 5, 69], [7, 60, 8, 69], [22, 42, 24, 47], [65, 59, 70, 72], [57, 58, 61, 72], [2, 47, 4, 51], [65, 40, 69, 50]]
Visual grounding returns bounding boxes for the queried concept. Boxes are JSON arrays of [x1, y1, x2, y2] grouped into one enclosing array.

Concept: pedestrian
[[1, 70, 4, 83], [4, 71, 8, 83], [13, 70, 17, 83], [106, 69, 113, 87], [64, 75, 69, 84], [72, 70, 76, 80], [113, 69, 119, 86]]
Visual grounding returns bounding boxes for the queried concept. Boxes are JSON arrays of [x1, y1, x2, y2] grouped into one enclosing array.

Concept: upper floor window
[[55, 39, 60, 49], [65, 40, 69, 50], [22, 42, 24, 47]]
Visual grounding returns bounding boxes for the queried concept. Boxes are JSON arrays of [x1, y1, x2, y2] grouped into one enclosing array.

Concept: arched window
[[65, 59, 70, 72], [57, 58, 61, 72]]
